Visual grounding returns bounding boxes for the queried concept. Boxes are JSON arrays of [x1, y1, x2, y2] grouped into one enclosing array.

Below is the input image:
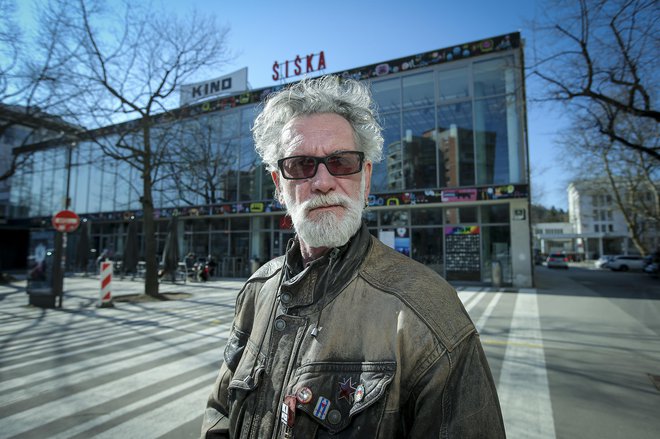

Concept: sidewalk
[[0, 274, 247, 309], [1, 271, 531, 309]]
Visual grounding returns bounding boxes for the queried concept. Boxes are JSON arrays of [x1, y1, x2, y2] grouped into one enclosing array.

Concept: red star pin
[[338, 377, 356, 402]]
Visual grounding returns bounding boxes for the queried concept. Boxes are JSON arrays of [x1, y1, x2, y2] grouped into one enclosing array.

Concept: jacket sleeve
[[406, 332, 506, 438], [200, 286, 254, 439]]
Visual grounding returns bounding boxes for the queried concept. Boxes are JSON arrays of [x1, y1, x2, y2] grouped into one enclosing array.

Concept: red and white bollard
[[98, 261, 114, 308]]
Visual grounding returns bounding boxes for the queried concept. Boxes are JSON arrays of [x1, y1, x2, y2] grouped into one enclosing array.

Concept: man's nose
[[311, 162, 336, 193]]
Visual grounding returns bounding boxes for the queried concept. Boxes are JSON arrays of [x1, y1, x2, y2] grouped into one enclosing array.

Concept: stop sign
[[52, 210, 80, 233]]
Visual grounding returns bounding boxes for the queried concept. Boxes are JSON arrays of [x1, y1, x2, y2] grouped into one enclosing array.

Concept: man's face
[[272, 113, 372, 249]]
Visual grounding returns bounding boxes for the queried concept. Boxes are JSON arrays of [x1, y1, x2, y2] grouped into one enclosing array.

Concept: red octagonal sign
[[52, 210, 80, 233]]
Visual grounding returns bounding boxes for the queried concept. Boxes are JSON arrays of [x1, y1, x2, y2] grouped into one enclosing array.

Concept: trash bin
[[491, 260, 502, 288]]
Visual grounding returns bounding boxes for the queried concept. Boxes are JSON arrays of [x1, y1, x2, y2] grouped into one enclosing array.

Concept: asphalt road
[[0, 268, 658, 438], [532, 265, 660, 439]]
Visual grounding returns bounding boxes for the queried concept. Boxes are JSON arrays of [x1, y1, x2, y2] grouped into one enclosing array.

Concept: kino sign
[[52, 210, 80, 233], [179, 67, 248, 106]]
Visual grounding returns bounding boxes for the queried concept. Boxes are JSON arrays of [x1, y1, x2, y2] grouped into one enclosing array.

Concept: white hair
[[252, 75, 384, 171]]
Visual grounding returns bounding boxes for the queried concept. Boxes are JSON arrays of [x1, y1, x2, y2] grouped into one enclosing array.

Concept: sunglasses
[[277, 151, 365, 180]]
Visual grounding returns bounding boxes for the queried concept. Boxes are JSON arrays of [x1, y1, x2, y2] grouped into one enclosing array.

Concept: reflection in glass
[[400, 107, 437, 189], [437, 102, 474, 187], [371, 78, 401, 113], [380, 210, 408, 227], [371, 112, 401, 193], [438, 67, 469, 101], [473, 56, 515, 97], [402, 72, 434, 109], [475, 96, 519, 185]]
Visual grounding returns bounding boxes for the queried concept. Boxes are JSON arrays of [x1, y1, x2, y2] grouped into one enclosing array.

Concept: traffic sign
[[52, 210, 80, 233]]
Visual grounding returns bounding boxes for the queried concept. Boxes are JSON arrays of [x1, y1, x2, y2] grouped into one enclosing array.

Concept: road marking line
[[498, 289, 556, 438], [475, 291, 503, 333]]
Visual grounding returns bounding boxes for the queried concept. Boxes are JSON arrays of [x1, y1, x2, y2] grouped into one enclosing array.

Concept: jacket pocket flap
[[227, 339, 264, 392], [288, 361, 396, 434], [223, 325, 249, 372]]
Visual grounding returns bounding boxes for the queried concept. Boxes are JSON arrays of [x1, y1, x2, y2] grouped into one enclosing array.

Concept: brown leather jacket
[[202, 224, 505, 438]]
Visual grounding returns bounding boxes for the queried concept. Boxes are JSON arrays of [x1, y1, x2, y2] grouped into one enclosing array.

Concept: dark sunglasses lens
[[326, 152, 362, 175], [282, 156, 317, 178]]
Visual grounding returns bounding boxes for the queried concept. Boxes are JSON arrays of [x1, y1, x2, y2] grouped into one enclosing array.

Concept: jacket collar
[[279, 222, 372, 313]]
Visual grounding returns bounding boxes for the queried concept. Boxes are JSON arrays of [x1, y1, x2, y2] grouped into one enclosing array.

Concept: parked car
[[644, 262, 659, 278], [594, 255, 615, 269], [546, 253, 569, 269], [608, 255, 646, 271]]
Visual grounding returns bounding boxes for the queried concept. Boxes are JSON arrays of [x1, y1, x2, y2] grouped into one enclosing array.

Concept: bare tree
[[162, 114, 256, 206], [40, 0, 232, 297], [0, 0, 81, 182], [562, 116, 659, 255], [531, 0, 659, 161]]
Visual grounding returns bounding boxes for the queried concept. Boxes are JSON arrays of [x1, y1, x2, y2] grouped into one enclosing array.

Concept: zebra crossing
[[0, 278, 537, 438]]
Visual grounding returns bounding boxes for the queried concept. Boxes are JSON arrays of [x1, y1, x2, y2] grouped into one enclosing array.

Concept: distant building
[[568, 180, 658, 257], [533, 222, 575, 255]]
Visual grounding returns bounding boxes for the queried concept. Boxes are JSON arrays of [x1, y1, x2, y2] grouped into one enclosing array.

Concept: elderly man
[[201, 76, 505, 438]]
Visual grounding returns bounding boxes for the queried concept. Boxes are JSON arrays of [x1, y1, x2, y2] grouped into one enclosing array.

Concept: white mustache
[[302, 194, 351, 213]]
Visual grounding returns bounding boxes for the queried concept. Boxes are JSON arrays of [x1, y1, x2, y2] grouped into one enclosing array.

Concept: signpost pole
[[51, 143, 75, 308]]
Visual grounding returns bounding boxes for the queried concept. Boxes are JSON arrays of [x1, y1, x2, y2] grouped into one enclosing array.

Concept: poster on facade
[[444, 226, 481, 281], [395, 227, 410, 256]]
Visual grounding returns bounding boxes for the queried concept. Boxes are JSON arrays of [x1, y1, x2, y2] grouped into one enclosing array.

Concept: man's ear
[[363, 161, 372, 200], [271, 171, 285, 205]]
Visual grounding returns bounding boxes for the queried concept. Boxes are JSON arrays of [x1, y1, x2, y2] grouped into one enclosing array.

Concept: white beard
[[283, 178, 366, 249]]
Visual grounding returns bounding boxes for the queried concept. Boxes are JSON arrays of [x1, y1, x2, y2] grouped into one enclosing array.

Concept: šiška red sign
[[272, 51, 326, 81]]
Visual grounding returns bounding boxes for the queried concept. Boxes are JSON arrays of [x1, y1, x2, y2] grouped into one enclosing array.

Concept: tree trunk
[[141, 119, 160, 297]]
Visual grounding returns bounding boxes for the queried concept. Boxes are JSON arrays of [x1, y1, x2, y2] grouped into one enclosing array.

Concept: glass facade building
[[7, 32, 533, 286]]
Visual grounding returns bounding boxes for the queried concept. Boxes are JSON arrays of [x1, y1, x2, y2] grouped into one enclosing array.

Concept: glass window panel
[[411, 207, 443, 225], [371, 78, 400, 113], [371, 112, 401, 193], [231, 217, 250, 231], [437, 102, 474, 187], [474, 96, 512, 185], [401, 107, 437, 189], [473, 56, 515, 97], [438, 66, 469, 101], [228, 232, 250, 276], [380, 210, 409, 227], [481, 225, 511, 284], [241, 106, 258, 135], [239, 136, 258, 201], [220, 111, 240, 140], [412, 227, 444, 275], [402, 72, 434, 109], [481, 204, 509, 223], [363, 210, 378, 228], [260, 164, 275, 200], [445, 207, 477, 224], [217, 138, 239, 202]]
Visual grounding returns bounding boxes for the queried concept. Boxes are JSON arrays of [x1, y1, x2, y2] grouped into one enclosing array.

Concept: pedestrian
[[201, 76, 505, 438]]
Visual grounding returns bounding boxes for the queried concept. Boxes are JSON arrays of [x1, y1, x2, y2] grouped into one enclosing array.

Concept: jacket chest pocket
[[226, 338, 266, 437], [286, 361, 396, 436]]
